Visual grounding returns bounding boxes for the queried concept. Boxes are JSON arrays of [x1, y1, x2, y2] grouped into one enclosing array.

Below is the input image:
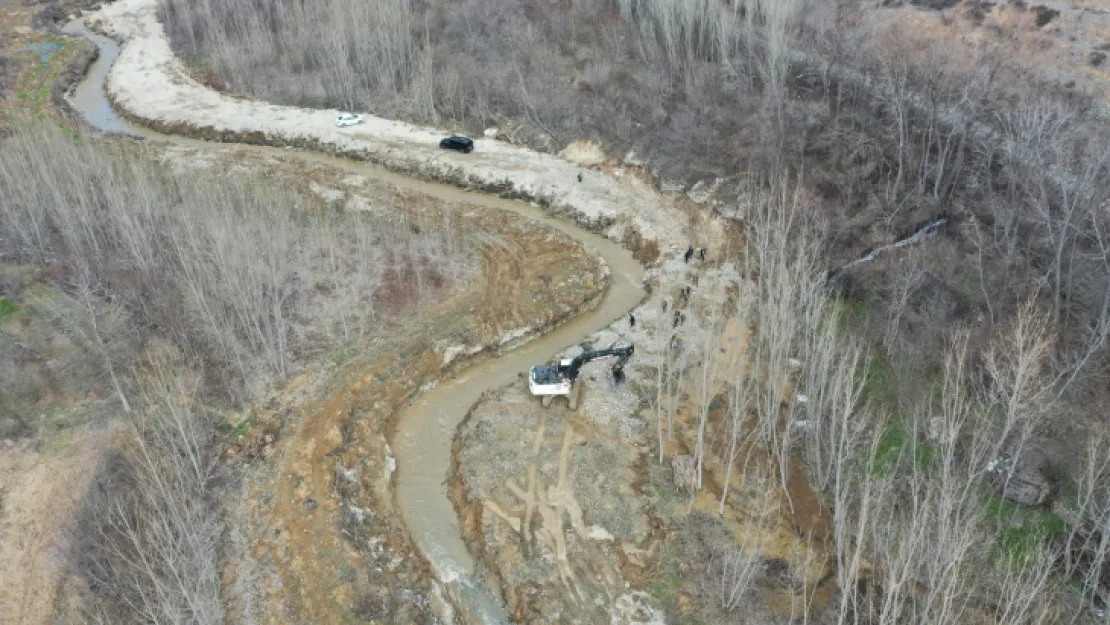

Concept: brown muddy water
[[62, 18, 646, 624]]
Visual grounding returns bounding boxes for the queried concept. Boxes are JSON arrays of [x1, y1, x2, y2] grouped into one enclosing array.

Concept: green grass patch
[[870, 419, 940, 476], [860, 356, 898, 411], [328, 343, 359, 366], [988, 495, 1068, 566], [16, 91, 29, 100], [232, 411, 258, 437], [0, 297, 19, 319], [647, 540, 688, 609]]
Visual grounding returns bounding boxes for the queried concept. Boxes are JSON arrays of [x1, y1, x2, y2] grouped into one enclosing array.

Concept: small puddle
[[62, 18, 646, 625]]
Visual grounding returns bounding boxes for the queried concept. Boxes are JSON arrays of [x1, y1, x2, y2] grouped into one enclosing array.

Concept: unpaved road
[[60, 3, 692, 622]]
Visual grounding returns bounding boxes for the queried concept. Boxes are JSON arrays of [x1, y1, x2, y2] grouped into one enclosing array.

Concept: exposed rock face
[[1000, 471, 1053, 507], [988, 451, 1054, 507]]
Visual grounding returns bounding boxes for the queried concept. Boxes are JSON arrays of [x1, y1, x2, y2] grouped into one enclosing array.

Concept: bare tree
[[68, 350, 223, 625]]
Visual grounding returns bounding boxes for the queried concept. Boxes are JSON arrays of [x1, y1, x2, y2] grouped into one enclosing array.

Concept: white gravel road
[[90, 0, 687, 253]]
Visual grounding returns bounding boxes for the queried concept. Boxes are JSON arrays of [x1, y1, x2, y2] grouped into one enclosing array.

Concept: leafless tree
[[67, 350, 223, 625]]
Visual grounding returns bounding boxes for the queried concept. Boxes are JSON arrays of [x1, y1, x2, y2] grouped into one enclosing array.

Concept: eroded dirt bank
[[202, 148, 613, 625]]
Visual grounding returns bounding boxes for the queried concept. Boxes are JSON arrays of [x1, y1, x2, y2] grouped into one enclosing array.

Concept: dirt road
[[59, 4, 698, 622]]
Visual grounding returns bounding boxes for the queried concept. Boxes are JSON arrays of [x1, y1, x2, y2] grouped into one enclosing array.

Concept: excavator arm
[[561, 345, 634, 382]]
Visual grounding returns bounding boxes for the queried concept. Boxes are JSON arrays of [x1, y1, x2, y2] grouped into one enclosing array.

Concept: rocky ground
[[452, 244, 840, 625]]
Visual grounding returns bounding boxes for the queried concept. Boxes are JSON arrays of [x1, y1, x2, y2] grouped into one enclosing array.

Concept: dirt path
[[59, 2, 719, 622], [0, 433, 108, 625]]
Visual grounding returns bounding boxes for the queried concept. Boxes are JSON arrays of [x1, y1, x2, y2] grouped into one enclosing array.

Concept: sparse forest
[[155, 0, 1110, 620], [0, 125, 468, 623], [653, 175, 1110, 623]]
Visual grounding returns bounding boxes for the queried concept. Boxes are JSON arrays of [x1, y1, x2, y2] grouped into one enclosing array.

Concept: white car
[[335, 113, 363, 127]]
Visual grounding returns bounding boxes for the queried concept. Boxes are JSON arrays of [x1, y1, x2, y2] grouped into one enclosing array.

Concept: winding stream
[[62, 19, 645, 625]]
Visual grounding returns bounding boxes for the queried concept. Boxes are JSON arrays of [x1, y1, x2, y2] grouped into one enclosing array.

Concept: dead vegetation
[[642, 176, 1110, 624], [0, 125, 471, 623], [0, 125, 467, 409], [65, 349, 225, 624]]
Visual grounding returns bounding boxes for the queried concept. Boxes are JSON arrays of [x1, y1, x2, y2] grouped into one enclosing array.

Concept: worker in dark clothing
[[684, 246, 694, 263], [699, 248, 707, 261], [693, 275, 699, 287], [662, 300, 668, 313], [673, 308, 682, 328], [629, 313, 636, 328], [577, 172, 583, 183]]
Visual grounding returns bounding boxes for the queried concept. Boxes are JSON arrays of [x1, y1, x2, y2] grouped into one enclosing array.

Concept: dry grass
[[0, 125, 473, 624]]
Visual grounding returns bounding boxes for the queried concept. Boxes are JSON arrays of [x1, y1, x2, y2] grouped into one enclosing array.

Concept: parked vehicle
[[335, 113, 363, 127], [439, 135, 474, 153]]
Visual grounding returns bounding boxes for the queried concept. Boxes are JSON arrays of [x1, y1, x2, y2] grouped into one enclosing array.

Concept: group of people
[[626, 244, 710, 333]]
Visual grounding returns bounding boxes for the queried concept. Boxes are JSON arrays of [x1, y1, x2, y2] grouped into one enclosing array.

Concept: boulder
[[623, 150, 646, 168], [989, 453, 1053, 507]]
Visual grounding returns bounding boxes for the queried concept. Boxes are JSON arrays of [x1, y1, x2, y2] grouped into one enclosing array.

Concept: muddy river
[[63, 19, 645, 625]]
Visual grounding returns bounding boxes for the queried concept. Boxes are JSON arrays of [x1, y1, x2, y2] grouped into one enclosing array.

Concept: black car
[[439, 135, 474, 153]]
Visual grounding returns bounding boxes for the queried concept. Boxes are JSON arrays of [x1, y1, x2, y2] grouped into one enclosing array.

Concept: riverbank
[[62, 0, 737, 621]]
